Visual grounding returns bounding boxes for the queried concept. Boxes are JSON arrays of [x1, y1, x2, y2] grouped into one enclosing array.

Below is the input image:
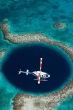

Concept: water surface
[[2, 43, 71, 94]]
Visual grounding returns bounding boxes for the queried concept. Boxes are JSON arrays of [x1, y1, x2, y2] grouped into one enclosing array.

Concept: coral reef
[[54, 22, 67, 29], [0, 19, 73, 110]]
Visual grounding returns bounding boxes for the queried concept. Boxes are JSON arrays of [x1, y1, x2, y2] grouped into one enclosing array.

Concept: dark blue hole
[[2, 43, 70, 93]]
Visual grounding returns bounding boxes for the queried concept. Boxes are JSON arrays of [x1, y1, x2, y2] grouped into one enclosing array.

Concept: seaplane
[[18, 58, 50, 84]]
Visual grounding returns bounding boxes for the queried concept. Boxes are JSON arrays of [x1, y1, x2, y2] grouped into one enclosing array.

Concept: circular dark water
[[2, 43, 70, 93]]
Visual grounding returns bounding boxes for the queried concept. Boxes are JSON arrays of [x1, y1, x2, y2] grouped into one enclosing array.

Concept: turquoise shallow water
[[0, 0, 73, 46], [0, 32, 11, 50], [56, 96, 73, 110], [0, 0, 73, 110]]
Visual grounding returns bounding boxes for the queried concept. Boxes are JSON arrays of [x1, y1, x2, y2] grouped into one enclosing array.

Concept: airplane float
[[18, 58, 50, 84]]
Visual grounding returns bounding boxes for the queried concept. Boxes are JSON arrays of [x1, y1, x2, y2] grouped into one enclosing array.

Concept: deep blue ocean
[[1, 43, 72, 94], [0, 0, 73, 110]]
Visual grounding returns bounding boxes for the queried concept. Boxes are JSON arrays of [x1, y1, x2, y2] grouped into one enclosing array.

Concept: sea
[[0, 0, 73, 110]]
